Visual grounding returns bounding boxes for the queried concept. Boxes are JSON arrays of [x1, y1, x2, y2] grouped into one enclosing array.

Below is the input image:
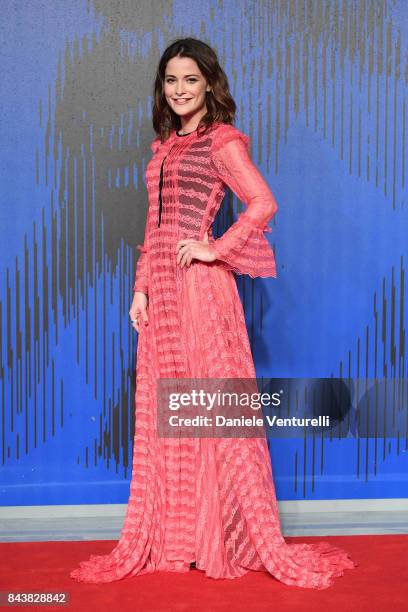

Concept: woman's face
[[164, 55, 210, 121]]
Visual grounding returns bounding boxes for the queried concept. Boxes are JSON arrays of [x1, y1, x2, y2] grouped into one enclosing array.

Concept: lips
[[173, 99, 192, 104]]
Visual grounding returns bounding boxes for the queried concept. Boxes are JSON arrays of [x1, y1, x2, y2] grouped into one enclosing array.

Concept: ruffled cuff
[[133, 244, 149, 295], [209, 213, 277, 279]]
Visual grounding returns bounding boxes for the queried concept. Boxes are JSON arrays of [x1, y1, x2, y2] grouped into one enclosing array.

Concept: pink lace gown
[[70, 122, 356, 589]]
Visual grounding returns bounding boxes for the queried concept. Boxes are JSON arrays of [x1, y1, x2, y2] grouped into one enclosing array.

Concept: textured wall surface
[[1, 0, 407, 505]]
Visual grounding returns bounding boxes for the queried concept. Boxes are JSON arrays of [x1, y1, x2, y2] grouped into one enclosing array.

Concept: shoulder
[[150, 137, 161, 154], [150, 132, 175, 154], [210, 123, 250, 154], [150, 136, 164, 154]]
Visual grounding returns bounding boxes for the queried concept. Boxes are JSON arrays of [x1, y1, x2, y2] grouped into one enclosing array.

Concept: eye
[[165, 78, 198, 83]]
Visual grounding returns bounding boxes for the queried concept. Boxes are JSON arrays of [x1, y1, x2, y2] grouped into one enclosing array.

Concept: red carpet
[[0, 535, 407, 611]]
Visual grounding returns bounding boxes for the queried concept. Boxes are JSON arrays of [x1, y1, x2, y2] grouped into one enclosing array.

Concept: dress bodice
[[144, 122, 227, 243], [134, 122, 279, 294]]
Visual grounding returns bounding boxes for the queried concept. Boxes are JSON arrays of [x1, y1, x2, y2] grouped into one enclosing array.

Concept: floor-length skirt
[[70, 257, 356, 589]]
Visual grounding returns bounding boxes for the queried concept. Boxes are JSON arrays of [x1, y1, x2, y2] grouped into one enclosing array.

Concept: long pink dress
[[70, 122, 356, 589]]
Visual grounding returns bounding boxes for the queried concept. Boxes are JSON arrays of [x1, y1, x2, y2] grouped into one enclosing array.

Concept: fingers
[[176, 233, 213, 268], [176, 238, 195, 254], [179, 250, 193, 269], [176, 242, 194, 266], [131, 307, 148, 333]]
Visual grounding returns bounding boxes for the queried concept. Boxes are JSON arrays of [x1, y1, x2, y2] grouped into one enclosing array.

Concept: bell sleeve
[[208, 125, 278, 278]]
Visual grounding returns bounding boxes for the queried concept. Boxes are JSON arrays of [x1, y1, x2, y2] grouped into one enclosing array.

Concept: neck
[[179, 108, 207, 134]]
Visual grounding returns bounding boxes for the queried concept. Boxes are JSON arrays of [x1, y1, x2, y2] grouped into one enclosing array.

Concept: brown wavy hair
[[152, 38, 236, 143]]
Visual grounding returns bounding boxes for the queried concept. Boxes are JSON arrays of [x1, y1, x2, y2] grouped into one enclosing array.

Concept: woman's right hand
[[130, 291, 149, 333]]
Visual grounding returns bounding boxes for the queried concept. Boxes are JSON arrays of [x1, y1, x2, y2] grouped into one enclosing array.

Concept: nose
[[175, 81, 185, 95]]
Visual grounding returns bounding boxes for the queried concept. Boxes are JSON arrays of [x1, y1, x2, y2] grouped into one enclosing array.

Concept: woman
[[70, 38, 356, 589]]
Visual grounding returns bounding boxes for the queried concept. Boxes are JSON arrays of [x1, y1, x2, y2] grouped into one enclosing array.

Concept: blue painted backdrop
[[1, 0, 407, 505]]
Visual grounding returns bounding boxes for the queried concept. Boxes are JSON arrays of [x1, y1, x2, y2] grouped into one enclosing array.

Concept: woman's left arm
[[209, 125, 278, 278], [133, 205, 151, 295]]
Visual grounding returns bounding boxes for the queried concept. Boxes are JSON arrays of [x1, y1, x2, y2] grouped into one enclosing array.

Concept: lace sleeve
[[133, 241, 149, 295], [133, 205, 152, 296], [133, 135, 162, 295], [209, 125, 278, 278]]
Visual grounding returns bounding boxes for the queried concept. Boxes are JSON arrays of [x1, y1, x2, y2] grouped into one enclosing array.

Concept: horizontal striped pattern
[[71, 124, 356, 589]]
